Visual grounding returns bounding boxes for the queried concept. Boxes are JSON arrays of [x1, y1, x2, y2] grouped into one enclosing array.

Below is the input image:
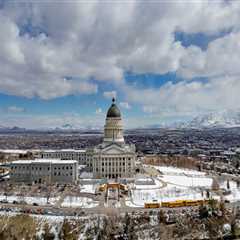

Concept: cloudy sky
[[0, 0, 240, 129]]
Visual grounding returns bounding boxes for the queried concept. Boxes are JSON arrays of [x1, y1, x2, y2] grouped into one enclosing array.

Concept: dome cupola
[[103, 98, 124, 143], [106, 98, 121, 118]]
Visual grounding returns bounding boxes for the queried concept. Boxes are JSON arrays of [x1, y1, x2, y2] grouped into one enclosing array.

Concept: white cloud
[[177, 32, 240, 79], [95, 108, 102, 114], [0, 1, 240, 123], [120, 102, 131, 109], [6, 106, 25, 113], [0, 1, 239, 100], [143, 106, 158, 114], [0, 113, 105, 129], [103, 91, 117, 100], [125, 74, 240, 119]]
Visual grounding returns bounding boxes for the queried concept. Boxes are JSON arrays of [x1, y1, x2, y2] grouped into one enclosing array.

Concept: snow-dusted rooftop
[[0, 149, 28, 154], [0, 149, 42, 154], [42, 149, 86, 153], [11, 159, 78, 164]]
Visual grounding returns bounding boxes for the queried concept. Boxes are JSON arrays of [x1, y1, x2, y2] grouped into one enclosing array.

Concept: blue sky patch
[[175, 30, 232, 50]]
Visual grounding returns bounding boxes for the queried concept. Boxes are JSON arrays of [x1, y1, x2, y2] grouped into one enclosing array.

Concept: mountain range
[[142, 110, 240, 129], [178, 110, 240, 128], [1, 110, 240, 131]]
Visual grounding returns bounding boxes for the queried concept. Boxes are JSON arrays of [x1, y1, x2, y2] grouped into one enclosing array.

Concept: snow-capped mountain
[[187, 110, 240, 128], [0, 125, 7, 130], [60, 124, 76, 130], [0, 126, 26, 132], [54, 124, 84, 130], [54, 124, 102, 131]]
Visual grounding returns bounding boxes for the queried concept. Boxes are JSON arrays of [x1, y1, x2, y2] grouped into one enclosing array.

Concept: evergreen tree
[[206, 190, 210, 199], [227, 179, 230, 190], [199, 205, 208, 219], [123, 213, 130, 235]]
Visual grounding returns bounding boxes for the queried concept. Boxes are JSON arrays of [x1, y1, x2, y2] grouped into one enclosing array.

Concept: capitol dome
[[106, 98, 121, 118], [103, 98, 124, 143]]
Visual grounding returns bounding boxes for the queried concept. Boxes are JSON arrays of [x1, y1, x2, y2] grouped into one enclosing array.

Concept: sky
[[0, 0, 240, 129]]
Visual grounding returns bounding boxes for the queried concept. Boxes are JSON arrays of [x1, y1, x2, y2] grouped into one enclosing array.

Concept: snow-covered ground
[[154, 166, 206, 176], [128, 165, 240, 207], [79, 172, 93, 179], [160, 175, 212, 188], [127, 165, 216, 207], [135, 175, 155, 185], [0, 195, 59, 205], [61, 196, 98, 208], [134, 178, 163, 190], [153, 166, 212, 188], [220, 181, 240, 202], [127, 187, 210, 207], [80, 184, 96, 194]]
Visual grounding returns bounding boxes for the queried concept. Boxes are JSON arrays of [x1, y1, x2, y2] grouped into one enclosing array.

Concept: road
[[1, 199, 239, 218]]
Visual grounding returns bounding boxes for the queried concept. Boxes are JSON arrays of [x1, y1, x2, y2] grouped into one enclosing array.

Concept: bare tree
[[212, 178, 220, 191]]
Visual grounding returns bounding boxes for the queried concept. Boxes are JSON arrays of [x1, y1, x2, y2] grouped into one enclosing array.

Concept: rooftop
[[0, 149, 28, 154], [11, 159, 78, 164], [42, 149, 86, 153]]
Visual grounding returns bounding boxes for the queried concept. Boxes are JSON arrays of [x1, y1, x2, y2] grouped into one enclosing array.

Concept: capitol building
[[92, 98, 136, 179]]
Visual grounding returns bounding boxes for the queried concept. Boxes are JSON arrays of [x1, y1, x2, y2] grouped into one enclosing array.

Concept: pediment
[[101, 144, 126, 154]]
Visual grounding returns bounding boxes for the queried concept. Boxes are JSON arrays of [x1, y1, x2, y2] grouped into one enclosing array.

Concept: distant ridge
[[1, 110, 240, 131], [0, 126, 26, 132], [185, 110, 240, 128]]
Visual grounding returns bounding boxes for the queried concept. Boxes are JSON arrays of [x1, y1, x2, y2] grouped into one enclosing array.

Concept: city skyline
[[0, 1, 240, 128]]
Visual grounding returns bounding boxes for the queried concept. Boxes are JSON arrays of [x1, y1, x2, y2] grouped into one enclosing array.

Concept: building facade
[[10, 159, 78, 184], [41, 149, 87, 164]]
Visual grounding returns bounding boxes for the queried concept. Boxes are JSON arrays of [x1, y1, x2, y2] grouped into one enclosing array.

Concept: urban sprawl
[[0, 100, 240, 239]]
